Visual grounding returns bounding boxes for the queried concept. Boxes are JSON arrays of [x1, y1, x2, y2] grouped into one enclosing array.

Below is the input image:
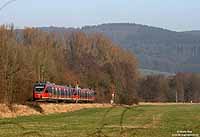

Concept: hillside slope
[[81, 23, 200, 72]]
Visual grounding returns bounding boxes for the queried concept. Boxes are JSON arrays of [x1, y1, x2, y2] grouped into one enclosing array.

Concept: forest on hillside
[[0, 25, 138, 105], [81, 23, 200, 73]]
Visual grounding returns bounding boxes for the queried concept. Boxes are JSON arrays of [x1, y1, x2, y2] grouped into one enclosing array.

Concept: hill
[[183, 30, 200, 36], [81, 23, 200, 73]]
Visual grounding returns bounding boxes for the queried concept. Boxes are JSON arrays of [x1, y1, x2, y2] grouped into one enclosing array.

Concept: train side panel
[[33, 82, 95, 102]]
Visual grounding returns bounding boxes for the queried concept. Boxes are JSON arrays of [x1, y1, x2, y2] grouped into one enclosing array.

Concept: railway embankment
[[0, 103, 111, 118]]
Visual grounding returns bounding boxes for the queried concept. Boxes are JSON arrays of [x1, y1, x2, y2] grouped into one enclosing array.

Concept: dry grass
[[0, 103, 111, 118], [0, 104, 40, 118]]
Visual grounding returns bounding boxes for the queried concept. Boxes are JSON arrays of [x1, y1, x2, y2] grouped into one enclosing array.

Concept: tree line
[[138, 73, 200, 103]]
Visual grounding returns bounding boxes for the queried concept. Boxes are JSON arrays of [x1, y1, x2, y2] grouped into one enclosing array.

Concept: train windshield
[[34, 85, 45, 92]]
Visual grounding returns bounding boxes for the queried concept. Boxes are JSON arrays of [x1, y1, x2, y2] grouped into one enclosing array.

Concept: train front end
[[33, 82, 49, 100]]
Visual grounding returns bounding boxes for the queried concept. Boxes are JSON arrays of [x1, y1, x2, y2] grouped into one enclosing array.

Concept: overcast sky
[[0, 0, 199, 31]]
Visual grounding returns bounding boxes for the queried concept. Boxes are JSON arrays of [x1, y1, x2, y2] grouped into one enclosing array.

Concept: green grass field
[[0, 104, 200, 137]]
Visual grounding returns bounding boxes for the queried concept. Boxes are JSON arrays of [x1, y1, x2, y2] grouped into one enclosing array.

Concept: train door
[[69, 88, 72, 99], [63, 88, 66, 99], [58, 88, 61, 99], [54, 87, 57, 99], [45, 86, 52, 99], [86, 91, 88, 101], [83, 91, 86, 100], [80, 90, 82, 100], [77, 89, 80, 100], [66, 88, 69, 99], [43, 87, 49, 99], [61, 88, 64, 98]]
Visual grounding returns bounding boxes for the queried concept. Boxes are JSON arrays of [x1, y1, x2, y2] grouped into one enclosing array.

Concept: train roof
[[34, 81, 94, 92]]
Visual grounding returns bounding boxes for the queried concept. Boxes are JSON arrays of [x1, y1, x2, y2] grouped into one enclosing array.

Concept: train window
[[61, 89, 64, 96], [65, 88, 67, 98], [80, 91, 83, 98], [66, 88, 69, 97], [67, 89, 70, 97], [55, 88, 57, 95], [46, 86, 52, 93], [51, 87, 54, 95], [83, 92, 85, 98], [78, 90, 81, 97], [83, 92, 86, 98], [53, 88, 56, 95], [80, 91, 82, 97], [59, 88, 61, 96], [69, 88, 73, 96], [65, 88, 67, 97], [77, 89, 80, 96], [79, 90, 81, 96], [34, 86, 45, 92], [69, 88, 71, 97], [57, 88, 60, 96], [63, 89, 65, 97], [86, 92, 88, 99], [91, 92, 93, 97], [49, 87, 52, 93], [74, 89, 77, 95]]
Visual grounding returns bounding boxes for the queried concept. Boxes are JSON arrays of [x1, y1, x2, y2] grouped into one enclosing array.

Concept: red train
[[33, 81, 95, 102]]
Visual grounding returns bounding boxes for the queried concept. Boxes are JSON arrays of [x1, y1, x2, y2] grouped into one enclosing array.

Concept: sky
[[0, 0, 199, 31]]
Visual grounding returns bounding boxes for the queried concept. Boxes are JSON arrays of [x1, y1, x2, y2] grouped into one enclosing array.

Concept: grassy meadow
[[0, 104, 199, 137]]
